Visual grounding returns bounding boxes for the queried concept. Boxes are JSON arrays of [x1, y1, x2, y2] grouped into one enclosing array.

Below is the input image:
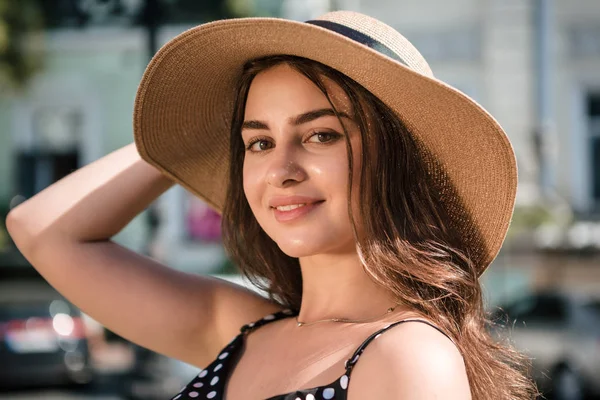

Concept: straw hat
[[133, 11, 517, 276]]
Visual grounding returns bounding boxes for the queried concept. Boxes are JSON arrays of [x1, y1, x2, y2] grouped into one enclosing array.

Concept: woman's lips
[[272, 201, 324, 222]]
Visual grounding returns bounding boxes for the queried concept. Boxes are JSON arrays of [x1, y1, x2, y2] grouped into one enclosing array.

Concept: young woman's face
[[242, 64, 362, 258]]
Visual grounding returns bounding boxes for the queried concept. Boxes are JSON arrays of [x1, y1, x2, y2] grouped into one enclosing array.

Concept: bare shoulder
[[159, 272, 283, 367], [208, 275, 284, 339], [348, 319, 471, 400]]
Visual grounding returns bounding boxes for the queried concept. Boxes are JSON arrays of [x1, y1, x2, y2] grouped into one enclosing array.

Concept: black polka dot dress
[[170, 310, 451, 400]]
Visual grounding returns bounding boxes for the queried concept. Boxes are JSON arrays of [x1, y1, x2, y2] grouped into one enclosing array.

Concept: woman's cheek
[[242, 168, 261, 211]]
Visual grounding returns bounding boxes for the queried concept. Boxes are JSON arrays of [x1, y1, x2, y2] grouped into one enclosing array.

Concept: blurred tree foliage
[[510, 204, 555, 230], [0, 0, 44, 90], [163, 0, 241, 22], [0, 0, 250, 87], [226, 0, 283, 17], [39, 0, 245, 27], [0, 0, 264, 90]]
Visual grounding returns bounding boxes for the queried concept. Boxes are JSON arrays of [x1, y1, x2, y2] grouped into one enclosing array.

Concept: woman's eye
[[308, 132, 340, 143], [247, 139, 273, 152]]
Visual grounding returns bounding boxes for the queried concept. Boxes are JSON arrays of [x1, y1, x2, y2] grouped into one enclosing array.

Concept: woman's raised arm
[[5, 143, 279, 367]]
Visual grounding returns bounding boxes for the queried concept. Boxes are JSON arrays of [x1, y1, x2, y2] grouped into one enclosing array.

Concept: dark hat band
[[305, 19, 408, 67]]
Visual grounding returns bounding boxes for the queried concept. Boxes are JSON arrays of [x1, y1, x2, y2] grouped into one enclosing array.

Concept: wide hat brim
[[133, 11, 517, 276]]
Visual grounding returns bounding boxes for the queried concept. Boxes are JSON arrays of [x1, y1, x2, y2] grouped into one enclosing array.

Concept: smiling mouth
[[271, 201, 325, 222], [273, 203, 307, 211]]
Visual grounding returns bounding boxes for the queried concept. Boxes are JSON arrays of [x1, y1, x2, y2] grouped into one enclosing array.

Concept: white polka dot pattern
[[169, 310, 302, 400], [340, 375, 348, 390], [167, 309, 440, 400]]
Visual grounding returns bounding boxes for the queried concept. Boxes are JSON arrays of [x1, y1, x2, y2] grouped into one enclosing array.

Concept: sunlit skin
[[241, 64, 397, 323]]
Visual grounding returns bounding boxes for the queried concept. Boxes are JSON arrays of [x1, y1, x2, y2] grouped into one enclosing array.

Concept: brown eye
[[307, 132, 341, 144], [247, 138, 273, 152]]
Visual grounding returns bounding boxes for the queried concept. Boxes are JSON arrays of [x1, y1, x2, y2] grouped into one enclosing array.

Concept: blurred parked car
[[0, 277, 94, 388], [492, 290, 600, 400]]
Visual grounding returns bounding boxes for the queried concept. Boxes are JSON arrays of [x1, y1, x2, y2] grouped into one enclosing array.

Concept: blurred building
[[0, 0, 599, 288], [0, 19, 151, 256], [346, 0, 600, 301], [0, 0, 237, 268], [355, 0, 600, 215], [0, 0, 333, 272]]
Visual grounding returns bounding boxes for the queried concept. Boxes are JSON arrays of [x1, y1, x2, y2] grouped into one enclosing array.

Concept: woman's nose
[[266, 148, 307, 188]]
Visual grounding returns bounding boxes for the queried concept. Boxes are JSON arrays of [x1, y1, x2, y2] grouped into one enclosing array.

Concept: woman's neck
[[296, 252, 399, 324]]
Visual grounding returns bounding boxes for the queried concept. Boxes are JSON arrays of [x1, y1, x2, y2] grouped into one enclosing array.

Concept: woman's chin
[[276, 240, 356, 259], [278, 248, 315, 259], [276, 242, 323, 258]]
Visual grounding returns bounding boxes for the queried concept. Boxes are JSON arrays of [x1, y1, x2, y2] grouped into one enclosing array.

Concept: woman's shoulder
[[348, 318, 471, 399]]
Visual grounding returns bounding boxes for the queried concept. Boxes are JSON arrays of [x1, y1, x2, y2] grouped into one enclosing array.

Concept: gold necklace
[[295, 304, 398, 327]]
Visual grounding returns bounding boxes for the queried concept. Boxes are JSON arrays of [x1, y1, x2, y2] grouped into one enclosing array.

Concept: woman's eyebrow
[[290, 108, 352, 125], [241, 120, 268, 130], [241, 108, 352, 131]]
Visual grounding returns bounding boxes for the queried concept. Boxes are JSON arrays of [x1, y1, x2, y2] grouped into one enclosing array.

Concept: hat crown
[[312, 11, 434, 77]]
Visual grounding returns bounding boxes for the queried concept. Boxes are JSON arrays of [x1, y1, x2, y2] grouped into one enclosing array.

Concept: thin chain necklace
[[295, 304, 399, 327]]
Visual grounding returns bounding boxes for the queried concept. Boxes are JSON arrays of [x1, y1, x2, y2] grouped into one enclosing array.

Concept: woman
[[6, 11, 537, 400]]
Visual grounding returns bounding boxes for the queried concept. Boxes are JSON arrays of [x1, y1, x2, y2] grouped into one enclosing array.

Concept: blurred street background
[[0, 0, 600, 399]]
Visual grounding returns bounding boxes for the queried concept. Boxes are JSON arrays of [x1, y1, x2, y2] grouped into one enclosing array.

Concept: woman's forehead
[[246, 64, 355, 118]]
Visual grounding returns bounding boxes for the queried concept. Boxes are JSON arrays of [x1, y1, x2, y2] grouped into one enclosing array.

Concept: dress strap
[[240, 308, 299, 335], [343, 318, 454, 375]]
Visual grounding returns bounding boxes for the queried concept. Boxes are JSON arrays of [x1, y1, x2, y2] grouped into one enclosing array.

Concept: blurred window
[[15, 106, 81, 198], [589, 92, 600, 205], [404, 28, 481, 63], [570, 26, 600, 59], [16, 151, 79, 199], [582, 300, 600, 317], [507, 294, 568, 325], [573, 300, 600, 334]]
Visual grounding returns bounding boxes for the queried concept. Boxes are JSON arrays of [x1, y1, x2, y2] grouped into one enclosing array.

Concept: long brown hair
[[222, 55, 538, 400]]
